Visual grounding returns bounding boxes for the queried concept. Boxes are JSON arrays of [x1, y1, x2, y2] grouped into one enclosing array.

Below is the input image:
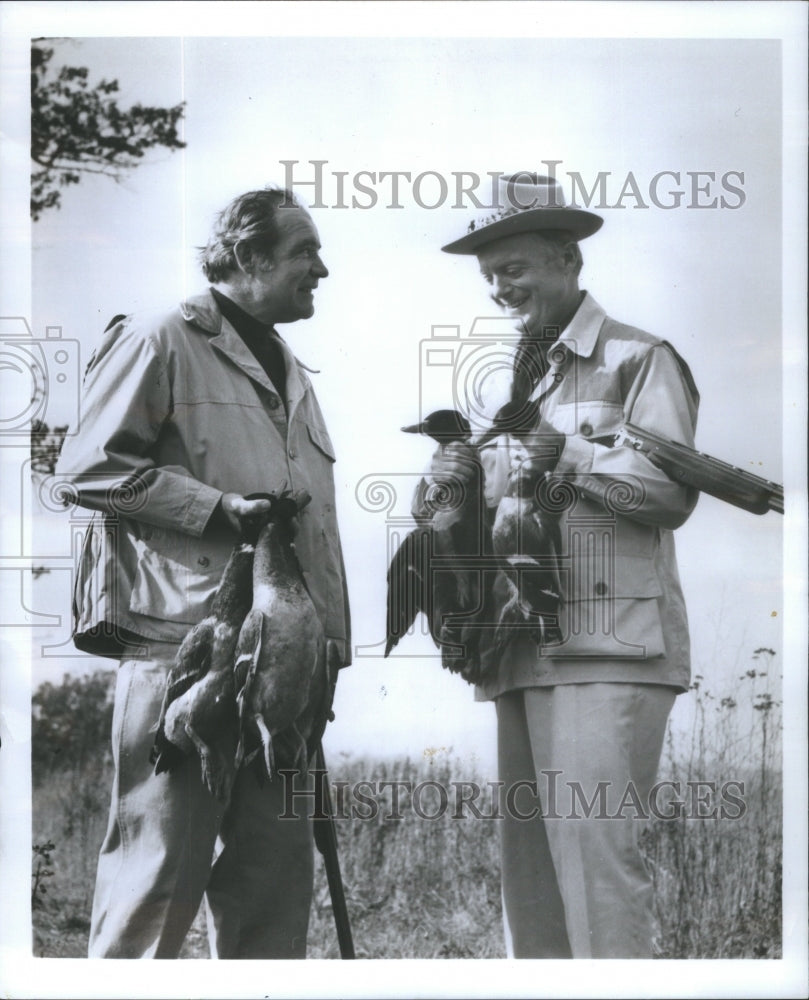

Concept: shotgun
[[617, 423, 784, 515], [313, 742, 355, 959]]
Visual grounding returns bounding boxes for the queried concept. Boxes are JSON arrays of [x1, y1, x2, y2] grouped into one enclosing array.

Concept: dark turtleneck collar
[[210, 287, 287, 408]]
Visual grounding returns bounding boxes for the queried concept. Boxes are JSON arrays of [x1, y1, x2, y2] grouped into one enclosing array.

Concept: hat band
[[468, 200, 566, 235]]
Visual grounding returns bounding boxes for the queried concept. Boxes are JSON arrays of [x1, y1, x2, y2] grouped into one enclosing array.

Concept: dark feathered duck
[[150, 510, 267, 801], [385, 409, 491, 681], [233, 489, 329, 781], [400, 408, 473, 446]]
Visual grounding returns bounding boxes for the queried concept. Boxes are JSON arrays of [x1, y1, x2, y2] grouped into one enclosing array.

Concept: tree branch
[[30, 42, 186, 220]]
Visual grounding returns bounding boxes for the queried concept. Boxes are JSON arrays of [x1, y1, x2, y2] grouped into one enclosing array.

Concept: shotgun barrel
[[313, 743, 355, 959], [619, 423, 783, 516]]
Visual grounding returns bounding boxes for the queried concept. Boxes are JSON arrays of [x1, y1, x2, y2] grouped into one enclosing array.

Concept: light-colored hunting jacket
[[473, 293, 700, 700], [56, 290, 351, 663]]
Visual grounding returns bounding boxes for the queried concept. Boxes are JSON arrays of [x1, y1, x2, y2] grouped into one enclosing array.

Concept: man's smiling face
[[253, 207, 328, 324], [477, 232, 580, 337]]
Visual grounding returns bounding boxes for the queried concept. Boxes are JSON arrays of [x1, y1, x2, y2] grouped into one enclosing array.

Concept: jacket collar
[[527, 292, 606, 404], [554, 291, 605, 360], [180, 289, 312, 416]]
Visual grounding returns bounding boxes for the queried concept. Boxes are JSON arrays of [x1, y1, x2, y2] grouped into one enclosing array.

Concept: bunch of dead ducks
[[150, 489, 331, 802], [384, 407, 563, 685]]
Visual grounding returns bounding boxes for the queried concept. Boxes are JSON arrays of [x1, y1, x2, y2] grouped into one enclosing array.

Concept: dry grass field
[[31, 653, 782, 960]]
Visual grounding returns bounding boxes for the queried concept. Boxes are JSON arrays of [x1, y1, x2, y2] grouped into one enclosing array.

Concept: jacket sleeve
[[55, 319, 223, 537], [553, 343, 700, 529]]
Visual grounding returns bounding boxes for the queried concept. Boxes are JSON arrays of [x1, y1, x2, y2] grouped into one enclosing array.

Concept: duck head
[[250, 488, 312, 583], [268, 488, 312, 523], [246, 488, 312, 546], [401, 409, 472, 445]]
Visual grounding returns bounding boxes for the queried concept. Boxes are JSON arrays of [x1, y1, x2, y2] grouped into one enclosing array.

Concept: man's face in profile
[[254, 208, 329, 324]]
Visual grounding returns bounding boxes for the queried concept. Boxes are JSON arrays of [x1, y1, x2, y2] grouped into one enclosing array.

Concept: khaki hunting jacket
[[56, 290, 351, 663], [445, 293, 700, 700]]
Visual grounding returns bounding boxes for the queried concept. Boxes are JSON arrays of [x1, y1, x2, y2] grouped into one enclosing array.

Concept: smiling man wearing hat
[[428, 172, 700, 958]]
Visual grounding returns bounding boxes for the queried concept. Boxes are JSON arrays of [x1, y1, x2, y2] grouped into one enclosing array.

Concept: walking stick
[[313, 742, 355, 959]]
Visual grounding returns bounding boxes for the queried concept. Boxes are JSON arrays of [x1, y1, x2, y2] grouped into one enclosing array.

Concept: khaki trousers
[[88, 644, 314, 959], [497, 682, 676, 959]]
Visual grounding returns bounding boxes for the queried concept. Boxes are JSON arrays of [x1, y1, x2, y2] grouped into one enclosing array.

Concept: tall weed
[[31, 653, 782, 959]]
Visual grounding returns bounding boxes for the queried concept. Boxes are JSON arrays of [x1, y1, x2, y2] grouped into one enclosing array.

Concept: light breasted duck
[[233, 489, 329, 780], [490, 399, 563, 654]]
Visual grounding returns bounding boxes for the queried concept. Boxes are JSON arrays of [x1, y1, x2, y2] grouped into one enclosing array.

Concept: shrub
[[32, 671, 115, 783]]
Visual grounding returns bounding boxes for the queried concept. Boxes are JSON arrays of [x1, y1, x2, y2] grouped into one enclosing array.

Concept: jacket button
[[554, 372, 564, 383], [580, 421, 594, 436], [594, 581, 608, 596], [198, 556, 210, 568], [267, 393, 281, 409], [288, 447, 297, 459]]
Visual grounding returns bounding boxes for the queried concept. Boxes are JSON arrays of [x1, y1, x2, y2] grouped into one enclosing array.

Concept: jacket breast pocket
[[306, 422, 337, 462], [129, 529, 228, 625], [551, 399, 624, 438]]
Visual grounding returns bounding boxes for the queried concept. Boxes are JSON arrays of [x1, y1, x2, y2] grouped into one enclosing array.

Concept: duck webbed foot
[[151, 739, 186, 775], [438, 621, 478, 679], [254, 713, 276, 781], [532, 591, 563, 646], [493, 577, 525, 653], [495, 560, 564, 651], [184, 723, 233, 802]]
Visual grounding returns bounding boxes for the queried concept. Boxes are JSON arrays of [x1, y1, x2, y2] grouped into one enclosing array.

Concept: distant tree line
[[30, 419, 68, 476], [32, 671, 115, 782]]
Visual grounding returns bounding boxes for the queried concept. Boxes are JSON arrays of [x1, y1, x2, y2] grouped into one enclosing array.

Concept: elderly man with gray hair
[[57, 187, 350, 958], [428, 172, 699, 958]]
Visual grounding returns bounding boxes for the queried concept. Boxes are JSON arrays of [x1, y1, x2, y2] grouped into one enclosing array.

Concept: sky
[[0, 4, 807, 998]]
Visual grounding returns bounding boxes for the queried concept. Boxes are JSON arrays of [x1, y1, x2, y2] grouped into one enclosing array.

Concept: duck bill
[[291, 489, 312, 513]]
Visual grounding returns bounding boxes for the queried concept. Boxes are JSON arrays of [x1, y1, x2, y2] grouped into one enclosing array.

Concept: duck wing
[[150, 620, 214, 771], [523, 506, 563, 642], [385, 526, 436, 655], [490, 487, 564, 653], [288, 633, 330, 767], [233, 607, 265, 769], [150, 531, 257, 776]]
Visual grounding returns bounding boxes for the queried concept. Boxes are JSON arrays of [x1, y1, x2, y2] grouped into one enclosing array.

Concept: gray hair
[[199, 187, 303, 282], [532, 229, 583, 275]]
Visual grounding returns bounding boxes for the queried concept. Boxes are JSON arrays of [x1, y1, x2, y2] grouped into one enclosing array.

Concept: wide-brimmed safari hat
[[441, 172, 603, 254]]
